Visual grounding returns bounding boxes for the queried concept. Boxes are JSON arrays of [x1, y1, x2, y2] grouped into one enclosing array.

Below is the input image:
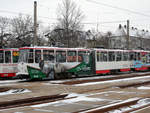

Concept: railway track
[[75, 98, 150, 113], [59, 72, 150, 85], [0, 93, 69, 110]]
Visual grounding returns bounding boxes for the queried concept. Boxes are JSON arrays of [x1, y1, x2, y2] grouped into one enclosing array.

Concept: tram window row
[[19, 49, 89, 63], [0, 50, 19, 63], [96, 51, 150, 63]]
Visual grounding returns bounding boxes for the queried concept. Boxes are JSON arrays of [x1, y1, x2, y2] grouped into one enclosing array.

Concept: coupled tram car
[[0, 48, 19, 78], [16, 46, 150, 80]]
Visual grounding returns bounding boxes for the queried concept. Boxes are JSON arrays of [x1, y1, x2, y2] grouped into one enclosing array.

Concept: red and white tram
[[0, 48, 19, 78], [17, 46, 90, 79]]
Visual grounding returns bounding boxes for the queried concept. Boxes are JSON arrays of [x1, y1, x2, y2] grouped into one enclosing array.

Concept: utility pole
[[33, 1, 37, 46], [127, 20, 130, 49]]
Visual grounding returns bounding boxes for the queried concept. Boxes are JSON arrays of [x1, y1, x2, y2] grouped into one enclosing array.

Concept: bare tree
[[56, 0, 84, 47], [10, 14, 34, 47], [0, 16, 10, 47]]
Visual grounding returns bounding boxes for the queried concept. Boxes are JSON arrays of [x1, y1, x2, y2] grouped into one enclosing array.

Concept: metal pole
[[127, 20, 130, 49], [33, 1, 37, 46]]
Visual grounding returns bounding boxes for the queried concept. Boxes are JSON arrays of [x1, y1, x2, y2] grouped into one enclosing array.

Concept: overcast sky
[[0, 0, 150, 32]]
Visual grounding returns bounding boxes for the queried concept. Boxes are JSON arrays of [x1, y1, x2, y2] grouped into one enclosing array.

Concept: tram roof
[[0, 48, 18, 51], [19, 46, 90, 51], [19, 46, 150, 53], [93, 48, 150, 53]]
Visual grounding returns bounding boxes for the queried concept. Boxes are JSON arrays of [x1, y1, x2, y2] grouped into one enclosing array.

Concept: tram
[[16, 46, 90, 79], [0, 48, 19, 78], [16, 46, 150, 80]]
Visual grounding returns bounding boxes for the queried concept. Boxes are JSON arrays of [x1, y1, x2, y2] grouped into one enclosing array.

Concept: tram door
[[90, 50, 96, 74]]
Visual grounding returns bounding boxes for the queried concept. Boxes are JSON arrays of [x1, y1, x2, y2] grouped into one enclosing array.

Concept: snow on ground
[[31, 93, 112, 108], [31, 97, 150, 113], [88, 91, 145, 97], [74, 76, 150, 86], [137, 86, 150, 90], [0, 80, 23, 84], [80, 98, 139, 113], [0, 83, 18, 86], [0, 89, 31, 96]]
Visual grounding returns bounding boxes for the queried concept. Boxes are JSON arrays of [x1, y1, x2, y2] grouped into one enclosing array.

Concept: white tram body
[[0, 48, 19, 78], [94, 49, 150, 74], [94, 49, 133, 74]]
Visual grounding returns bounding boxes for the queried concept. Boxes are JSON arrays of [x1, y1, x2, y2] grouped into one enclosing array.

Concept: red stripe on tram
[[120, 68, 131, 72], [96, 70, 110, 74], [0, 73, 16, 77]]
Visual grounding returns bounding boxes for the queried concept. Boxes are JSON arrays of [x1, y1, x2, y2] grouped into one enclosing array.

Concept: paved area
[[0, 74, 150, 112]]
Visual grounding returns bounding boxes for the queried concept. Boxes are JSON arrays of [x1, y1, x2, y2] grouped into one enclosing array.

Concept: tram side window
[[123, 52, 129, 61], [13, 51, 19, 63], [78, 51, 86, 62], [43, 50, 54, 61], [102, 52, 107, 62], [129, 52, 135, 61], [67, 51, 77, 62], [0, 50, 4, 63], [28, 49, 34, 63], [136, 52, 141, 61], [56, 51, 66, 62], [108, 52, 115, 61], [116, 52, 122, 61], [97, 51, 100, 62], [35, 50, 41, 63], [5, 51, 11, 63]]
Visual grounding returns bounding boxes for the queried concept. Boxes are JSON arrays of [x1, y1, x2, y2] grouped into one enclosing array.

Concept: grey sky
[[0, 0, 150, 32]]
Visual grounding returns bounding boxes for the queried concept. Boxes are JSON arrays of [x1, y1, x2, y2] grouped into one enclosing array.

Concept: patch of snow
[[138, 98, 150, 105], [119, 107, 132, 111], [108, 109, 122, 113], [0, 80, 23, 84], [0, 89, 31, 96], [34, 109, 54, 112], [88, 91, 138, 97], [14, 112, 24, 113], [65, 93, 86, 98], [138, 86, 150, 90], [0, 84, 17, 86]]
